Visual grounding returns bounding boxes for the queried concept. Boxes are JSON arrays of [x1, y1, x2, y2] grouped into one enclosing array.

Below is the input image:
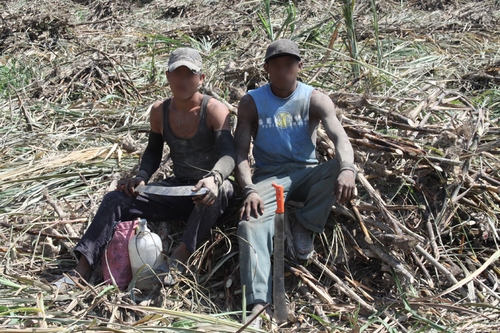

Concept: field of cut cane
[[1, 0, 500, 332]]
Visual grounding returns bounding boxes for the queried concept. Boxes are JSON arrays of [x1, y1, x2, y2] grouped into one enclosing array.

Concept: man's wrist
[[242, 183, 258, 198], [204, 171, 223, 187], [136, 170, 149, 183], [339, 162, 357, 178]]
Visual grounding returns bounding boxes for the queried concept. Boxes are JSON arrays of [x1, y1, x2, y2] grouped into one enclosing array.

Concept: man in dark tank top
[[53, 48, 235, 290], [234, 40, 356, 327]]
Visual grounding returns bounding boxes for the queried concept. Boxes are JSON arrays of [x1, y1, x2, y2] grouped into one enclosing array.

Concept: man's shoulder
[[206, 96, 229, 116], [151, 100, 164, 114], [247, 83, 269, 97], [309, 89, 335, 118], [206, 96, 225, 109], [238, 93, 257, 113], [240, 93, 256, 104], [309, 89, 331, 105]]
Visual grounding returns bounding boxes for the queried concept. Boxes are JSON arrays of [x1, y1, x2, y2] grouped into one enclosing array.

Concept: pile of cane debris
[[1, 0, 500, 332]]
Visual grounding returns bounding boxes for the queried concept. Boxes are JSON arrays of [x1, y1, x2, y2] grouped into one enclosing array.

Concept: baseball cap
[[265, 39, 301, 63], [168, 47, 202, 73]]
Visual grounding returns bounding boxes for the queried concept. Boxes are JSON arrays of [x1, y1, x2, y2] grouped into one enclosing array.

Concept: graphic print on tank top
[[248, 82, 318, 167]]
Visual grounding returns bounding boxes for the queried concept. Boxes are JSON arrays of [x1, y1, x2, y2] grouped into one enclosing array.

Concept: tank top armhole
[[200, 95, 213, 133], [162, 98, 171, 142]]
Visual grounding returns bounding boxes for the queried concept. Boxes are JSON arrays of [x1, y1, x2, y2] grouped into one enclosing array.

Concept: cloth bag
[[101, 220, 138, 290]]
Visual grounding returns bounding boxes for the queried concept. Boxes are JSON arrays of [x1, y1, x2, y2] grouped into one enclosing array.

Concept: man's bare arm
[[234, 95, 255, 188], [310, 90, 356, 203], [310, 90, 354, 164], [234, 94, 264, 220]]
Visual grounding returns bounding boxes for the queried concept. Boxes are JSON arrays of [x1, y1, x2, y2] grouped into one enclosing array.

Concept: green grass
[[0, 56, 35, 97], [1, 0, 500, 331]]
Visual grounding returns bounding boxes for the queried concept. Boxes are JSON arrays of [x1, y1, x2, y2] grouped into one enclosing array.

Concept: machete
[[272, 183, 288, 324], [135, 185, 209, 197]]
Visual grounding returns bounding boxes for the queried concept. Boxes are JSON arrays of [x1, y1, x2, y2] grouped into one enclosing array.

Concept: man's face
[[166, 66, 204, 99], [264, 56, 303, 91]]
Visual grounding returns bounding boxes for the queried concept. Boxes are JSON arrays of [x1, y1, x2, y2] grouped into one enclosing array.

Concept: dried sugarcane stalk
[[350, 200, 373, 244], [470, 184, 500, 194], [310, 256, 378, 313], [357, 202, 421, 212], [0, 222, 81, 241], [424, 210, 439, 258], [363, 217, 395, 233], [42, 190, 78, 256], [356, 171, 426, 243], [286, 263, 336, 307], [352, 114, 441, 134], [8, 83, 33, 131], [340, 224, 371, 260], [479, 172, 500, 187], [290, 315, 305, 333], [408, 87, 442, 120], [364, 103, 413, 124], [366, 242, 415, 283], [300, 286, 330, 324], [349, 138, 403, 154], [347, 127, 425, 157], [415, 244, 468, 298], [477, 138, 500, 153], [410, 251, 434, 289], [331, 203, 357, 221], [371, 232, 419, 252]]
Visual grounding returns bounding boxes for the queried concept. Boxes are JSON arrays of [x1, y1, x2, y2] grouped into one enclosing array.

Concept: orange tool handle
[[272, 183, 284, 214]]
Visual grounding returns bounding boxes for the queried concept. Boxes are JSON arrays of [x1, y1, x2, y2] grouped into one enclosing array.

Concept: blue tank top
[[248, 82, 317, 167]]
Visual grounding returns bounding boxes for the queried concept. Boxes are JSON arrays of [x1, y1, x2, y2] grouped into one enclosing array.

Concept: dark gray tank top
[[162, 95, 218, 181]]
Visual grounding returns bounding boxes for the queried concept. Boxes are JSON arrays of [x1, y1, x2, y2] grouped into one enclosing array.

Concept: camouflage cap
[[168, 47, 202, 73]]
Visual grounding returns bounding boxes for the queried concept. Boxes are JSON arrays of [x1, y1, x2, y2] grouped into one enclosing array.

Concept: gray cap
[[168, 47, 202, 73], [265, 39, 301, 63]]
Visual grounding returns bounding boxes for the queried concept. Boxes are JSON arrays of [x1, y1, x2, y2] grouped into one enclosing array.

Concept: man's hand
[[240, 192, 265, 221], [192, 177, 218, 205], [117, 177, 145, 197], [334, 170, 356, 204]]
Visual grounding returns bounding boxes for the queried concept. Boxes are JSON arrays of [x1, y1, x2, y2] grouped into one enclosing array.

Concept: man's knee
[[100, 190, 134, 209], [237, 219, 268, 244], [237, 219, 253, 239], [237, 217, 274, 247], [102, 190, 124, 203]]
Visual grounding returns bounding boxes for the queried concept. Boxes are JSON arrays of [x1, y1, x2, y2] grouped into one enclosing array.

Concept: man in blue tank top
[[234, 39, 356, 325]]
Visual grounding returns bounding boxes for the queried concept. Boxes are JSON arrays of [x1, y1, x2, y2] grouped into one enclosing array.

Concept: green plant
[[257, 0, 296, 41], [341, 0, 360, 77], [0, 56, 34, 97], [370, 0, 382, 68]]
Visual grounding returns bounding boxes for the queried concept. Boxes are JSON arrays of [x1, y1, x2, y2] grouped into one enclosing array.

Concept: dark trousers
[[74, 177, 234, 268]]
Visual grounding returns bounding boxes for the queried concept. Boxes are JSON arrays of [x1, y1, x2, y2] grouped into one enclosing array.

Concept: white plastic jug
[[128, 219, 165, 289]]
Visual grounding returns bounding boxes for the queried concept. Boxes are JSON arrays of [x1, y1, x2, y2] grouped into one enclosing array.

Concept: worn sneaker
[[150, 258, 185, 286], [246, 303, 271, 330], [52, 271, 82, 292], [290, 214, 315, 260]]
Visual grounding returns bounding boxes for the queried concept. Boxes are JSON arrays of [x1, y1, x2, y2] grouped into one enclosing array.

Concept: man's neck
[[171, 92, 203, 112], [269, 81, 298, 99]]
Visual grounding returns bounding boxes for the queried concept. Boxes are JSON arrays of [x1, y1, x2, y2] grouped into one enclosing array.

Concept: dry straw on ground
[[1, 0, 500, 332]]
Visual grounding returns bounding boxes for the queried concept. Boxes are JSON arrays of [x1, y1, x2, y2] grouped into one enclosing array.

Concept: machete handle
[[272, 183, 284, 214]]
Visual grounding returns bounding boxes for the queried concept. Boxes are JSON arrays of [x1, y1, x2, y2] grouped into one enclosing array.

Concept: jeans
[[237, 159, 340, 304]]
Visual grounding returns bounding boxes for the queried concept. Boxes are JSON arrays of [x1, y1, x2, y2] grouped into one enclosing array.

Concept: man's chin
[[172, 90, 197, 100], [271, 82, 296, 91]]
